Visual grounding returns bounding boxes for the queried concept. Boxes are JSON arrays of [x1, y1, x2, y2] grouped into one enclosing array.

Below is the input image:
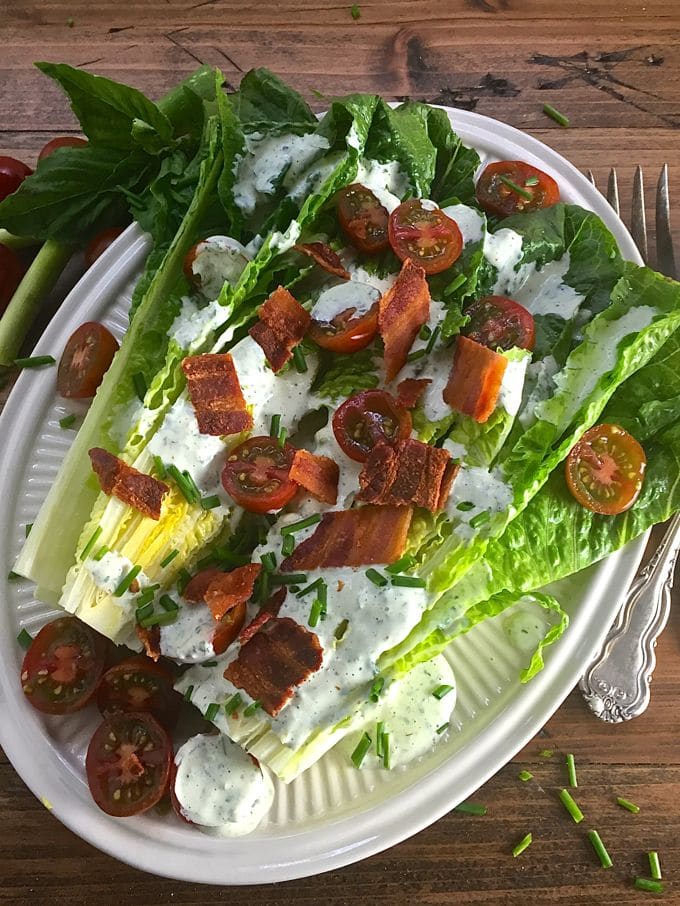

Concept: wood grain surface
[[1, 1, 679, 902]]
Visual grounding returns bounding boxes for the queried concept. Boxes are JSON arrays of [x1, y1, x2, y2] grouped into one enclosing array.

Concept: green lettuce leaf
[[422, 106, 481, 206], [313, 347, 379, 401], [364, 100, 435, 197], [232, 68, 318, 135]]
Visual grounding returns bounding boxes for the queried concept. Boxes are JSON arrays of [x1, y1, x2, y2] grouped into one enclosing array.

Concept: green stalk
[[0, 240, 75, 365], [0, 229, 38, 250]]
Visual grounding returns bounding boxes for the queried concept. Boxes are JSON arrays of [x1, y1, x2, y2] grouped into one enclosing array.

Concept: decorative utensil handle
[[579, 513, 680, 722]]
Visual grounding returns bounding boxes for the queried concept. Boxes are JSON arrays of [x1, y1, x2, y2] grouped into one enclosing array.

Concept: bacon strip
[[396, 377, 431, 409], [357, 439, 456, 511], [295, 242, 350, 280], [136, 625, 161, 661], [239, 587, 288, 645], [289, 449, 339, 505], [204, 564, 262, 621], [182, 354, 252, 436], [248, 286, 311, 372], [183, 567, 224, 604], [378, 258, 430, 381], [281, 505, 412, 571], [224, 616, 323, 716], [443, 335, 508, 423], [89, 448, 168, 520]]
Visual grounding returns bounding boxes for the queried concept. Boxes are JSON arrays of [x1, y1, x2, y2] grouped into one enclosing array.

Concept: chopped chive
[[24, 523, 33, 538], [499, 174, 533, 201], [525, 175, 539, 186], [350, 2, 361, 20], [166, 464, 197, 504], [59, 414, 76, 429], [588, 829, 613, 869], [7, 571, 20, 580], [382, 732, 390, 769], [270, 413, 281, 438], [183, 685, 194, 701], [182, 470, 201, 502], [385, 554, 415, 575], [375, 721, 385, 758], [177, 567, 191, 595], [256, 570, 270, 604], [406, 348, 426, 363], [419, 324, 432, 341], [14, 355, 56, 369], [202, 660, 218, 668], [281, 534, 295, 556], [351, 732, 372, 768], [204, 702, 220, 722], [445, 273, 467, 295], [135, 587, 157, 608], [456, 501, 475, 512], [369, 676, 384, 702], [296, 577, 325, 598], [436, 722, 449, 735], [634, 878, 664, 894], [365, 568, 388, 587], [79, 526, 102, 561], [93, 544, 109, 562], [425, 324, 441, 355], [243, 699, 262, 717], [160, 549, 179, 569], [113, 564, 142, 597], [469, 510, 490, 529], [132, 372, 147, 402], [159, 594, 178, 612], [138, 606, 179, 628], [454, 802, 487, 816], [153, 456, 167, 480], [512, 832, 533, 858], [292, 345, 307, 373], [280, 515, 322, 536], [566, 753, 578, 788], [308, 598, 323, 627], [519, 770, 533, 782], [271, 572, 308, 586], [648, 851, 662, 881], [543, 102, 570, 128], [539, 748, 554, 758], [224, 692, 243, 717], [432, 684, 454, 700], [16, 628, 32, 649], [261, 552, 277, 573], [277, 426, 288, 448], [391, 575, 426, 588], [616, 796, 640, 814], [558, 788, 584, 824], [201, 495, 221, 510], [334, 618, 349, 640]]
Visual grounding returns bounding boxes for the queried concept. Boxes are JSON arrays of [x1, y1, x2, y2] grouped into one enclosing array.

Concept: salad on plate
[[5, 65, 680, 838]]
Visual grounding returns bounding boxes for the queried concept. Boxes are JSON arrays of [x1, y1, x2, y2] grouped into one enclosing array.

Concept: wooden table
[[1, 1, 679, 902]]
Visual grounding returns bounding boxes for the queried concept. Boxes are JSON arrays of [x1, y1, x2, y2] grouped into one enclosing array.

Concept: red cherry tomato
[[84, 227, 124, 268], [308, 304, 378, 354], [336, 183, 390, 254], [38, 136, 88, 161], [213, 600, 248, 655], [86, 712, 172, 817], [221, 436, 298, 514], [169, 760, 192, 824], [388, 199, 463, 275], [57, 321, 119, 399], [21, 616, 106, 715], [0, 244, 26, 312], [0, 156, 32, 203], [464, 295, 535, 351], [475, 160, 560, 217], [332, 390, 412, 463], [96, 656, 181, 731], [565, 424, 646, 515]]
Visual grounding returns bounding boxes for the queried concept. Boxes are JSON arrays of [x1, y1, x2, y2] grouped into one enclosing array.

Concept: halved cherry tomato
[[86, 712, 172, 817], [0, 156, 32, 203], [183, 242, 201, 283], [464, 295, 535, 351], [84, 227, 124, 268], [565, 424, 646, 515], [308, 304, 378, 354], [388, 199, 463, 275], [476, 160, 560, 218], [221, 436, 298, 513], [21, 616, 106, 715], [96, 656, 181, 731], [0, 244, 26, 312], [332, 389, 412, 463], [337, 183, 390, 254], [57, 321, 119, 399], [169, 760, 192, 824], [38, 136, 88, 161], [213, 600, 248, 655]]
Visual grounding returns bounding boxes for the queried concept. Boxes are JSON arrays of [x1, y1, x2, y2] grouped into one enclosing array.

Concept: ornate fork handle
[[579, 513, 680, 722]]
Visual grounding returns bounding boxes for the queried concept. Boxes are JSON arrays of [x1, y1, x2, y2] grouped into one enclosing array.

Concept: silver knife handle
[[579, 513, 680, 722]]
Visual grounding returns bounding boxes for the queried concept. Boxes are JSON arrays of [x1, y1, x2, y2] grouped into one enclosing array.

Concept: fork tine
[[655, 164, 677, 280], [606, 168, 620, 217], [631, 166, 649, 263]]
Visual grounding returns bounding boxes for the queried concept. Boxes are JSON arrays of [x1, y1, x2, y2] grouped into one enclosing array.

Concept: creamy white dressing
[[312, 420, 363, 508], [169, 297, 227, 352], [345, 262, 396, 295], [268, 219, 302, 254], [160, 603, 216, 663], [447, 465, 513, 539], [285, 151, 344, 204], [311, 282, 380, 323], [355, 158, 409, 212], [518, 354, 559, 429], [174, 733, 274, 835], [512, 254, 585, 319], [84, 551, 152, 615], [442, 203, 485, 245], [189, 236, 251, 300], [497, 353, 530, 417], [503, 609, 548, 655], [484, 228, 524, 295], [442, 438, 467, 461]]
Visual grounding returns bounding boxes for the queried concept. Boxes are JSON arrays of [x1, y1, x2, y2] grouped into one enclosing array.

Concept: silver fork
[[578, 165, 679, 722]]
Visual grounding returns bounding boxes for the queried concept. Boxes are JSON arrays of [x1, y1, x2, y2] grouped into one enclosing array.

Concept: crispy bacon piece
[[281, 505, 412, 571], [239, 587, 288, 645], [357, 439, 456, 511], [136, 625, 161, 662], [295, 242, 350, 280], [248, 286, 311, 372], [204, 564, 262, 621], [289, 449, 339, 505], [396, 377, 431, 409], [438, 459, 460, 510], [89, 448, 168, 520], [182, 353, 252, 436], [213, 601, 248, 656], [443, 335, 508, 423], [224, 616, 323, 716], [378, 258, 430, 381], [183, 567, 224, 604]]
